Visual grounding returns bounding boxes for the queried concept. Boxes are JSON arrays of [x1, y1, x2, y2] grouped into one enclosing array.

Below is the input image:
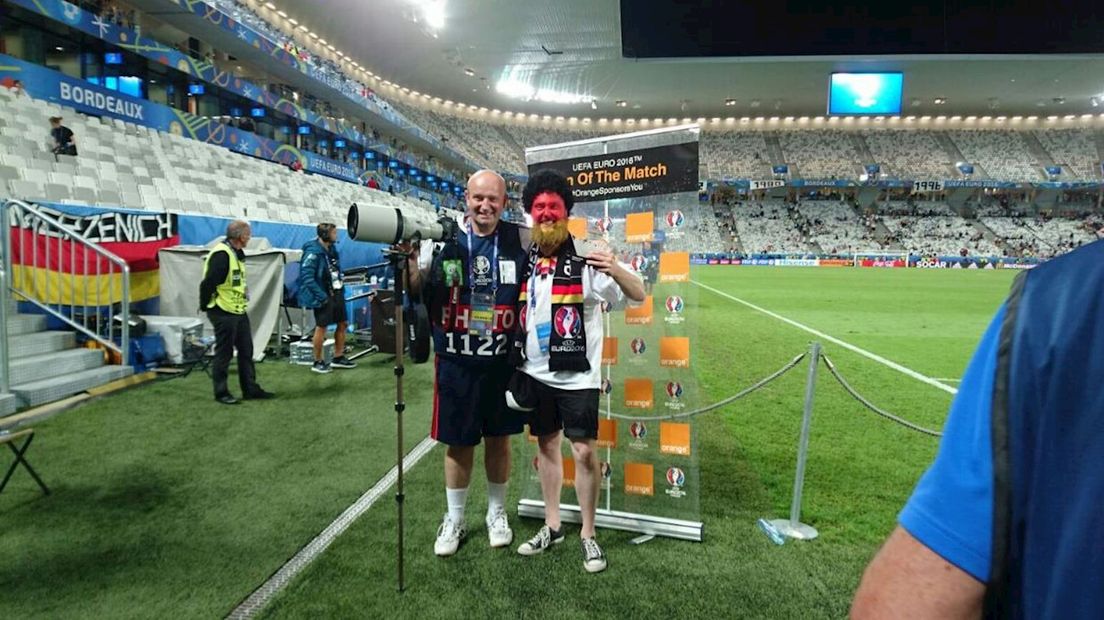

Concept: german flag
[[550, 283, 583, 305], [8, 206, 179, 306]]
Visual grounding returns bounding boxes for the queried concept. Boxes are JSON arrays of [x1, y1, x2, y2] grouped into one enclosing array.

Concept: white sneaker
[[434, 515, 466, 557], [486, 508, 513, 548]]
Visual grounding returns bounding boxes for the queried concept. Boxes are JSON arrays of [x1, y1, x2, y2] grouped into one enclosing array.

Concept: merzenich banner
[[0, 53, 374, 185], [521, 125, 703, 541], [528, 141, 700, 203]]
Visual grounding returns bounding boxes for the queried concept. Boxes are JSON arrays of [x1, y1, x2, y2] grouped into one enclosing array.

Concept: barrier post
[[766, 340, 821, 540]]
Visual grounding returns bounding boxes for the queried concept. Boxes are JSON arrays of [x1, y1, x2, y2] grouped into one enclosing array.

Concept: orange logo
[[660, 421, 692, 456], [567, 217, 588, 240], [602, 337, 619, 366], [563, 457, 576, 488], [623, 378, 654, 409], [625, 295, 653, 325], [659, 252, 690, 282], [624, 462, 654, 496], [597, 418, 618, 448], [659, 336, 691, 368], [624, 212, 654, 243]]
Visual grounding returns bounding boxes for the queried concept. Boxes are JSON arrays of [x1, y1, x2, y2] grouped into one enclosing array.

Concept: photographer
[[298, 223, 356, 373], [405, 170, 529, 557]]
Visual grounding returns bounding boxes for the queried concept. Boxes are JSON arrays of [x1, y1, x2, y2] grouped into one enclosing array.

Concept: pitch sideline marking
[[691, 280, 958, 396], [226, 436, 438, 620]]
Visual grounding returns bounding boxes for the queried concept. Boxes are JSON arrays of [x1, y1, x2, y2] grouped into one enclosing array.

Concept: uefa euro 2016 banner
[[528, 141, 700, 203], [522, 125, 703, 540], [155, 0, 454, 165], [0, 53, 373, 186], [5, 0, 406, 165]]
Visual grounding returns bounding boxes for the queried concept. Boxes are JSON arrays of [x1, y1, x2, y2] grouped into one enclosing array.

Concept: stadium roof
[[268, 0, 1104, 119]]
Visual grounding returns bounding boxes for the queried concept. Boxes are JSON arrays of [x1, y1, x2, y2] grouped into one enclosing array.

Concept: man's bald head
[[467, 169, 506, 197], [465, 169, 508, 235]]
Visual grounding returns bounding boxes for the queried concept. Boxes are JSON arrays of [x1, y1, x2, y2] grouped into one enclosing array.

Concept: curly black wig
[[522, 169, 575, 214]]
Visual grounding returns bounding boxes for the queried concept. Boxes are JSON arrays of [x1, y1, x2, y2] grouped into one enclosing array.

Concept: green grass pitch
[[0, 266, 1016, 619]]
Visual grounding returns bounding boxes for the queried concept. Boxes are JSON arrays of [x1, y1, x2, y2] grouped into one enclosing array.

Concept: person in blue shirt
[[298, 223, 357, 373], [852, 239, 1104, 619]]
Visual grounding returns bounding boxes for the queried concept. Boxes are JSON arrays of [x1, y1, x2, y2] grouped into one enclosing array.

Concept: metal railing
[[1, 199, 131, 379]]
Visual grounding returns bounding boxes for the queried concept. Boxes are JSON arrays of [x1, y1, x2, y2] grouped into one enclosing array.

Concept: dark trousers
[[207, 307, 257, 397]]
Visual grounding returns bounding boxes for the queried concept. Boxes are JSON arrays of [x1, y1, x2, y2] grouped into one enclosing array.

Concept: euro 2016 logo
[[553, 307, 582, 339], [666, 466, 687, 498], [664, 295, 685, 325], [600, 378, 613, 394], [665, 381, 685, 410], [628, 338, 647, 365], [665, 210, 685, 238], [600, 461, 612, 490], [595, 216, 613, 233], [600, 301, 612, 314], [472, 255, 492, 286], [629, 422, 648, 449], [630, 255, 647, 272]]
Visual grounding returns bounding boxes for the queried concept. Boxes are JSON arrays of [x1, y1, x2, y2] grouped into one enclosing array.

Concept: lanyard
[[466, 225, 498, 295]]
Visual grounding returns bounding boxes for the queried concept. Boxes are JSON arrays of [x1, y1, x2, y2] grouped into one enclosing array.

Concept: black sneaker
[[330, 356, 357, 369], [582, 537, 607, 573], [243, 388, 276, 400], [516, 525, 565, 556], [311, 360, 332, 374]]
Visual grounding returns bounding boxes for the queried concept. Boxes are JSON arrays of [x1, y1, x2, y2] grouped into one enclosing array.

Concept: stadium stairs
[[1093, 132, 1104, 167], [970, 220, 1010, 255], [849, 134, 876, 164], [2, 303, 133, 417], [764, 134, 787, 173], [494, 126, 526, 158], [1021, 133, 1056, 170], [934, 133, 987, 178]]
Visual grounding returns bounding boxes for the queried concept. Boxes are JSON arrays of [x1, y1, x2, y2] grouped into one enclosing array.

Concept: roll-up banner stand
[[519, 125, 703, 541]]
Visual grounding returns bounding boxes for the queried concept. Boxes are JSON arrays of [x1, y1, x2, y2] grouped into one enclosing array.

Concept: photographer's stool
[[0, 428, 50, 496]]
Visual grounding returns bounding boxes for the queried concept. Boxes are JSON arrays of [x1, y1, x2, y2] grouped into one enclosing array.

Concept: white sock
[[446, 487, 468, 524], [487, 481, 507, 520]]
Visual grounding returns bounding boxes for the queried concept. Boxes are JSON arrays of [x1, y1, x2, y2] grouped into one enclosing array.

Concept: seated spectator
[[366, 176, 380, 190], [288, 159, 303, 173], [8, 79, 26, 97], [49, 116, 77, 156]]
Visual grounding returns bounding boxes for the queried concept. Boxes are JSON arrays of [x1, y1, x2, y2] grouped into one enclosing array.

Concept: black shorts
[[313, 295, 348, 328], [431, 355, 525, 446], [526, 377, 599, 441]]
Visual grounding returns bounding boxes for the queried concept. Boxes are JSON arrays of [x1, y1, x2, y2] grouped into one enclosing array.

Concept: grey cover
[[157, 239, 291, 361]]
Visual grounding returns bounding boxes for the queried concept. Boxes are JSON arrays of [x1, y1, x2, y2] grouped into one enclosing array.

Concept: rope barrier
[[604, 352, 807, 421], [820, 354, 944, 438]]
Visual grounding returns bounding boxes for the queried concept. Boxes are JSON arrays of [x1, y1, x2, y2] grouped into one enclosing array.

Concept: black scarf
[[509, 238, 590, 372]]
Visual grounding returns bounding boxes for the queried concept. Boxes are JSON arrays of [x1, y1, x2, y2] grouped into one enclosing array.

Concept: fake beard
[[532, 219, 570, 254]]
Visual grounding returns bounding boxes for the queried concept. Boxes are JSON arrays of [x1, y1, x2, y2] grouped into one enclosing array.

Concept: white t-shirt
[[521, 258, 637, 390]]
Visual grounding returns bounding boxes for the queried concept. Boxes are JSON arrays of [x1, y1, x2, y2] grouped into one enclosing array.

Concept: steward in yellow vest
[[198, 220, 274, 405]]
